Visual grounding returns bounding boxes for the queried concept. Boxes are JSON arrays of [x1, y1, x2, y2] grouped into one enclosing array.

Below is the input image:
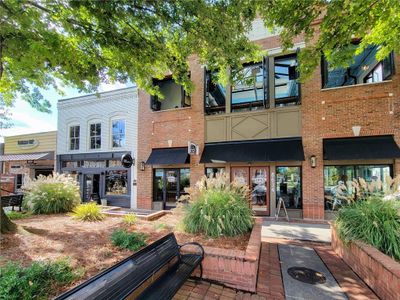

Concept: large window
[[69, 125, 80, 150], [112, 119, 126, 148], [231, 61, 267, 112], [151, 77, 191, 111], [105, 170, 128, 195], [274, 54, 299, 107], [205, 167, 225, 178], [276, 166, 302, 209], [324, 165, 391, 210], [205, 71, 226, 115], [322, 44, 395, 88], [89, 123, 101, 149]]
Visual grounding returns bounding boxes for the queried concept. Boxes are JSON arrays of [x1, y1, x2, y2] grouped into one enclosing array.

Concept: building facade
[[0, 131, 56, 194], [136, 20, 400, 220], [56, 87, 138, 208]]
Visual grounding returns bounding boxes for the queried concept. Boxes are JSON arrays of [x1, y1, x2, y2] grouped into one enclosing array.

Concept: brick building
[[136, 21, 400, 220]]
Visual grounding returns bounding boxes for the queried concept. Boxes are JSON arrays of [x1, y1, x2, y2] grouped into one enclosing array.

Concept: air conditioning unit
[[188, 141, 199, 155]]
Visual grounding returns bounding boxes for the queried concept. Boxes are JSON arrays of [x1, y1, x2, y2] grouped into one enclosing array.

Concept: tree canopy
[[0, 0, 399, 110]]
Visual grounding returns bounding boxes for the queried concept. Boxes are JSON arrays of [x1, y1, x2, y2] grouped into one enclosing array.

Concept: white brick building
[[56, 87, 138, 208]]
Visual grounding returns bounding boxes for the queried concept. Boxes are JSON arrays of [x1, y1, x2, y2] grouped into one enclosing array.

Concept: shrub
[[335, 197, 400, 261], [0, 259, 80, 300], [182, 173, 253, 237], [70, 202, 105, 222], [23, 173, 80, 214], [6, 211, 33, 220], [111, 229, 147, 251], [122, 213, 137, 226]]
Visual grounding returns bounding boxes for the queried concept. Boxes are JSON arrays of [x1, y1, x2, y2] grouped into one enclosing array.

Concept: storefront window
[[276, 167, 302, 209], [82, 160, 106, 168], [179, 169, 190, 194], [153, 169, 164, 202], [105, 170, 128, 195], [324, 165, 391, 210], [16, 174, 24, 190], [205, 167, 225, 177]]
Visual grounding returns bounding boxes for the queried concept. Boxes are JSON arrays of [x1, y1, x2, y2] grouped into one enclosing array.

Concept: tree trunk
[[1, 207, 17, 234]]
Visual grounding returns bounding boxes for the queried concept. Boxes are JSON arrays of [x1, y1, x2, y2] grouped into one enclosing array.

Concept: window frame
[[150, 76, 191, 111], [15, 174, 24, 190], [89, 122, 102, 150], [69, 125, 80, 151], [204, 69, 227, 115], [111, 119, 126, 148]]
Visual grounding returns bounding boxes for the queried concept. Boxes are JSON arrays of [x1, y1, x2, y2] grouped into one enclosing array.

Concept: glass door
[[250, 167, 269, 215], [165, 169, 179, 209], [83, 174, 101, 203]]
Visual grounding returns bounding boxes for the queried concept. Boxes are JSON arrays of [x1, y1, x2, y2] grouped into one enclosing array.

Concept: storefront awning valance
[[146, 147, 190, 165], [323, 135, 400, 160], [0, 152, 52, 162], [200, 137, 305, 163]]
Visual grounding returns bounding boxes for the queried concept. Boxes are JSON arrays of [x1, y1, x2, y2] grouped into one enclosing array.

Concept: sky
[[0, 82, 131, 142]]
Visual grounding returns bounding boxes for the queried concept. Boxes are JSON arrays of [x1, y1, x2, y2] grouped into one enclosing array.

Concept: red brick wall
[[332, 227, 400, 300], [136, 58, 205, 209]]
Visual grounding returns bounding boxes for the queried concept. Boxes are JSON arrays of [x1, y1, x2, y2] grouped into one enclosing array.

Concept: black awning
[[146, 147, 190, 165], [323, 135, 400, 160], [200, 138, 305, 163]]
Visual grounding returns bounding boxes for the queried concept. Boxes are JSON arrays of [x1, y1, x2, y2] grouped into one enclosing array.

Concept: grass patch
[[0, 259, 81, 300], [122, 213, 137, 226], [70, 202, 105, 222], [6, 211, 33, 220], [111, 229, 147, 251]]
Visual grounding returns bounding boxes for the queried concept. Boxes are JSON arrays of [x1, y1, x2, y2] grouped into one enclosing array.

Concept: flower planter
[[332, 226, 400, 300], [182, 218, 262, 292]]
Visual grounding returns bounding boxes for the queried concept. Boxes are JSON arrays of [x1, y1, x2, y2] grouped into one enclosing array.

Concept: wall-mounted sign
[[188, 141, 199, 155], [121, 153, 134, 168], [0, 175, 15, 183]]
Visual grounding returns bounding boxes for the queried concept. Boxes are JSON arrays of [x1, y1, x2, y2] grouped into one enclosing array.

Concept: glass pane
[[232, 63, 265, 112], [205, 167, 225, 177], [205, 71, 226, 115], [159, 79, 183, 110], [274, 54, 299, 106], [251, 168, 268, 213], [105, 170, 128, 195], [165, 170, 178, 207], [179, 169, 190, 194], [112, 119, 126, 148], [153, 169, 164, 203], [276, 167, 302, 209]]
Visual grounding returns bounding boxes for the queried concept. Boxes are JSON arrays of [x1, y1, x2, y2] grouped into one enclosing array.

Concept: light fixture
[[167, 139, 173, 147], [352, 125, 361, 136], [140, 161, 146, 171], [310, 155, 317, 168]]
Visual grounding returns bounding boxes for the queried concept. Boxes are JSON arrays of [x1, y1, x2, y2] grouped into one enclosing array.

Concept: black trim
[[146, 147, 190, 165]]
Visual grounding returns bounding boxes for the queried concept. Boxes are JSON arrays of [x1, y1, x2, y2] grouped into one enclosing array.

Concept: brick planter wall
[[332, 227, 400, 300], [183, 218, 262, 292]]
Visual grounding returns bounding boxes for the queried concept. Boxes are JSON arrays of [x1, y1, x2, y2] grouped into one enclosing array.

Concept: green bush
[[335, 197, 400, 261], [122, 213, 137, 226], [182, 173, 253, 237], [0, 259, 80, 300], [23, 173, 80, 214], [70, 202, 105, 222], [111, 229, 147, 251], [6, 211, 33, 220]]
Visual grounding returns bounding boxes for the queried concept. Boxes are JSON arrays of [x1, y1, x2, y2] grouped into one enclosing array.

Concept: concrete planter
[[332, 226, 400, 300], [182, 218, 262, 292]]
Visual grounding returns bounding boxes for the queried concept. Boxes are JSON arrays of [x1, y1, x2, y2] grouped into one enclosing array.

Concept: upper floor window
[[112, 119, 126, 148], [322, 44, 395, 89], [205, 71, 226, 115], [274, 54, 299, 107], [151, 77, 191, 111], [69, 125, 80, 150], [17, 139, 35, 146], [89, 123, 101, 149], [231, 61, 267, 112]]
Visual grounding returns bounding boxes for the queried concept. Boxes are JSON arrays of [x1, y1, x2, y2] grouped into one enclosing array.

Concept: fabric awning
[[0, 152, 52, 162], [146, 147, 190, 165], [323, 135, 400, 160], [200, 137, 305, 163]]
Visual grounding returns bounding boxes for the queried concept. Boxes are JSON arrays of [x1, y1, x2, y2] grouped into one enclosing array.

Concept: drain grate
[[287, 267, 326, 285]]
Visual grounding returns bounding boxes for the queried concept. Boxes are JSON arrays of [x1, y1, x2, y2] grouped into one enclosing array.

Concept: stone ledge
[[332, 226, 400, 300]]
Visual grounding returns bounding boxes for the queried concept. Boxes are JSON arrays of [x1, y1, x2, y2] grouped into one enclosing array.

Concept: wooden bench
[[0, 194, 23, 211], [55, 233, 204, 300]]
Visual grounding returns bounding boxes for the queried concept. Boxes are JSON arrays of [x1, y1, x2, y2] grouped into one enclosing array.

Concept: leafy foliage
[[6, 211, 32, 220], [23, 173, 80, 214], [0, 259, 81, 300], [70, 202, 105, 222], [335, 198, 400, 261], [182, 173, 253, 237], [110, 229, 147, 252], [122, 213, 137, 226]]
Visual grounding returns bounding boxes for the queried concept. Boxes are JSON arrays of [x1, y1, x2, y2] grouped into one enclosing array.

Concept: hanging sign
[[121, 153, 134, 168]]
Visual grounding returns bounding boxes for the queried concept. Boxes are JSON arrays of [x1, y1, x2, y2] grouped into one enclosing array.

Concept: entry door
[[250, 167, 269, 215], [83, 174, 101, 202], [165, 169, 179, 209]]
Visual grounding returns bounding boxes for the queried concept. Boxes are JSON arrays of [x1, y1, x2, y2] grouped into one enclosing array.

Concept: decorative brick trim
[[332, 226, 400, 300], [182, 218, 262, 292]]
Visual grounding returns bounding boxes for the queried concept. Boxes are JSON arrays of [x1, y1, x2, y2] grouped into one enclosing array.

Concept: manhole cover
[[287, 267, 326, 285]]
